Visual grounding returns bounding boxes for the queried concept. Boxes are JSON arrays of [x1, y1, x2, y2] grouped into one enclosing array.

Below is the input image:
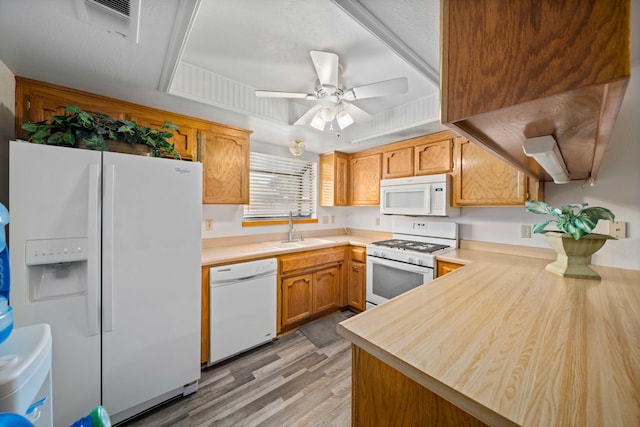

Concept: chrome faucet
[[287, 210, 295, 242]]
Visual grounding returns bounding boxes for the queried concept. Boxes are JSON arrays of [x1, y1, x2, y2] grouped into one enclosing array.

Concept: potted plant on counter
[[525, 200, 616, 279], [20, 105, 181, 159]]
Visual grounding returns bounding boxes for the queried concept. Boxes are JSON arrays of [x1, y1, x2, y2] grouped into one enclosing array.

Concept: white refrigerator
[[9, 141, 202, 426]]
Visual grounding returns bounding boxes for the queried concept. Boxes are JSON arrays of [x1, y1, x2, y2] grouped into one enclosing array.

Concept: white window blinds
[[244, 152, 317, 220]]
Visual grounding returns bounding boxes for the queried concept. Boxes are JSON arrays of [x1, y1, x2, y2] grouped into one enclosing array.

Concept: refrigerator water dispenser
[[25, 239, 89, 302]]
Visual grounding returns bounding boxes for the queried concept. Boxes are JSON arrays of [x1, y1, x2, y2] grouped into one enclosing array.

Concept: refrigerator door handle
[[87, 163, 100, 336], [103, 163, 115, 333]]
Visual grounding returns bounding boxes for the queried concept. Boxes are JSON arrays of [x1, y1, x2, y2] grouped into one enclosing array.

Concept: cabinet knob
[[352, 266, 358, 272]]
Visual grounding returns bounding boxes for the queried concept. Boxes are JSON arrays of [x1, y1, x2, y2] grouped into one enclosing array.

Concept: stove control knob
[[416, 259, 423, 266], [408, 257, 415, 264], [372, 251, 379, 257], [380, 252, 386, 258]]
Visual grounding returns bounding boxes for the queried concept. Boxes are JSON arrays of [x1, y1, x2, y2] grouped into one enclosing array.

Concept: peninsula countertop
[[337, 249, 640, 426]]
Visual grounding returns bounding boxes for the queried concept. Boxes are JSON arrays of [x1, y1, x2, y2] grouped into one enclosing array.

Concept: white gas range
[[365, 219, 458, 309]]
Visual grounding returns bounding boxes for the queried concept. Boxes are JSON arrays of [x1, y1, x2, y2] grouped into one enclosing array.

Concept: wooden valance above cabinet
[[440, 0, 630, 182]]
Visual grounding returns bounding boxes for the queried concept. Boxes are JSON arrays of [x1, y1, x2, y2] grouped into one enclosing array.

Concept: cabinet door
[[18, 82, 126, 139], [282, 274, 313, 328], [335, 154, 349, 205], [350, 153, 381, 206], [319, 152, 349, 206], [200, 126, 250, 204], [437, 261, 463, 277], [347, 260, 366, 312], [313, 266, 340, 313], [127, 114, 198, 160], [452, 138, 527, 206], [414, 139, 453, 175], [382, 146, 413, 179]]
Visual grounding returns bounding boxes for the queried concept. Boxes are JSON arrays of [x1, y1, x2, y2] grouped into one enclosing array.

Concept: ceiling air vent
[[75, 0, 141, 43]]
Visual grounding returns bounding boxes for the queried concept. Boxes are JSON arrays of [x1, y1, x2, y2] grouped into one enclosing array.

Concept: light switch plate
[[608, 221, 626, 239]]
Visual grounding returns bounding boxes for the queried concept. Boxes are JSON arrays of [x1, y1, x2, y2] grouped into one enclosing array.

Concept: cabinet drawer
[[280, 248, 345, 274], [350, 246, 366, 263]]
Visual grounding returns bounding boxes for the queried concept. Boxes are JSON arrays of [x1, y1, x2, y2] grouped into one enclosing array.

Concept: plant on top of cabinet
[[21, 105, 181, 158]]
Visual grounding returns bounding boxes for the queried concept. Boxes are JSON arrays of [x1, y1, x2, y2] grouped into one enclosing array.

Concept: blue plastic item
[[0, 413, 34, 427], [0, 203, 11, 345], [0, 202, 9, 302], [70, 406, 111, 427]]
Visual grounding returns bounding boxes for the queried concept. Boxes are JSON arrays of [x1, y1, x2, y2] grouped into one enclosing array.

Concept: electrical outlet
[[322, 216, 329, 224], [205, 219, 213, 231], [609, 221, 626, 239], [521, 224, 532, 238], [331, 215, 335, 224], [375, 217, 380, 226]]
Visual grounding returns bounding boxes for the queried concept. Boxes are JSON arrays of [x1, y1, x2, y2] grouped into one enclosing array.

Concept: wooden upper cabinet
[[414, 138, 453, 176], [350, 153, 381, 206], [440, 0, 630, 182], [382, 146, 413, 179], [319, 151, 349, 206], [200, 125, 251, 204], [452, 138, 530, 206], [127, 114, 198, 160], [15, 78, 126, 138]]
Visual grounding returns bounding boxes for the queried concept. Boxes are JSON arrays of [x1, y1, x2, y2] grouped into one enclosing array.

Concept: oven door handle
[[366, 255, 434, 273]]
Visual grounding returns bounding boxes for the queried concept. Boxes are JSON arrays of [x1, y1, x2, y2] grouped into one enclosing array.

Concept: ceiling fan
[[255, 50, 408, 131]]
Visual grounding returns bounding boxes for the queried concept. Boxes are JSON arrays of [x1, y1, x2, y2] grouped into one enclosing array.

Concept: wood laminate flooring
[[120, 311, 353, 427]]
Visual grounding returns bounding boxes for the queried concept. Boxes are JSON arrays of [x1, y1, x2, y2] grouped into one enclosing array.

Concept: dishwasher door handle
[[211, 271, 276, 286]]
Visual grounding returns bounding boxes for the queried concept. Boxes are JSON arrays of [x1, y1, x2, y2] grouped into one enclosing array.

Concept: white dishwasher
[[209, 258, 277, 365]]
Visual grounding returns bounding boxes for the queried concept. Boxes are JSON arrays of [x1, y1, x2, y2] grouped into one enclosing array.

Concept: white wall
[[347, 63, 640, 271], [0, 60, 15, 208]]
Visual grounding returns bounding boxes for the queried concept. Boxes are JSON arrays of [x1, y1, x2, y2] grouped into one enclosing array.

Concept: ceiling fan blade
[[344, 103, 374, 123], [343, 77, 408, 101], [255, 90, 315, 99], [309, 51, 339, 87], [293, 104, 323, 126]]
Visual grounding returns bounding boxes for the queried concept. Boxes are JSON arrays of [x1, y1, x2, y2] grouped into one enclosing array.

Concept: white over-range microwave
[[379, 174, 459, 217]]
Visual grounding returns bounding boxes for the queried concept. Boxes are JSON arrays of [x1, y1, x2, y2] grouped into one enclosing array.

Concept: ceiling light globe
[[289, 140, 305, 156]]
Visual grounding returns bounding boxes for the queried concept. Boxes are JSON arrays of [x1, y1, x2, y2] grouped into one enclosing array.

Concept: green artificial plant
[[21, 105, 181, 159], [525, 200, 615, 240]]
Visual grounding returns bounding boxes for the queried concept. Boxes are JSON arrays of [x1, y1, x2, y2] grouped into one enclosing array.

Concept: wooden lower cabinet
[[278, 247, 346, 333], [437, 260, 464, 277], [352, 346, 488, 427], [201, 265, 210, 365], [282, 273, 314, 326], [347, 247, 366, 312]]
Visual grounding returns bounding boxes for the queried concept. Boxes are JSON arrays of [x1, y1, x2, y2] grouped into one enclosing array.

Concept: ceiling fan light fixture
[[310, 114, 326, 131], [318, 106, 336, 122], [289, 139, 305, 157], [336, 110, 354, 129]]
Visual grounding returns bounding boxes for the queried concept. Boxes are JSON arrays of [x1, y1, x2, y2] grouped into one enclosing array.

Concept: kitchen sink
[[261, 238, 335, 249]]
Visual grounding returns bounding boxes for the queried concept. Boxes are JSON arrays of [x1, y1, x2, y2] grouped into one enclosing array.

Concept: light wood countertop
[[337, 250, 640, 426], [201, 231, 387, 266]]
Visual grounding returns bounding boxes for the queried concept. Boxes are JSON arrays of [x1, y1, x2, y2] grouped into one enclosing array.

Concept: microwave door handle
[[425, 184, 431, 214]]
